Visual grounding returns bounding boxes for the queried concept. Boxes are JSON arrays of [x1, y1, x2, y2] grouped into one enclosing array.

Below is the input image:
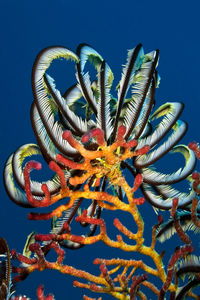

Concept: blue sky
[[0, 0, 200, 299]]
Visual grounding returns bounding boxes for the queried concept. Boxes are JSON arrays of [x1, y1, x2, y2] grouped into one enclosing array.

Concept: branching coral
[[2, 44, 200, 299], [4, 126, 199, 299]]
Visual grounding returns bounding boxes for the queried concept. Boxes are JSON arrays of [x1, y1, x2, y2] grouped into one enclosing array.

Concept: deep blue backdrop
[[0, 0, 200, 299]]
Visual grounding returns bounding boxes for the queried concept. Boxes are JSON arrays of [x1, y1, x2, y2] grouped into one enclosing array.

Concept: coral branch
[[188, 141, 200, 160], [170, 198, 191, 244], [191, 197, 200, 228], [37, 285, 54, 300], [24, 161, 49, 207], [130, 274, 147, 300], [159, 245, 194, 299]]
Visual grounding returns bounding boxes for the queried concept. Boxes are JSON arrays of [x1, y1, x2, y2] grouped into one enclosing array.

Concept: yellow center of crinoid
[[93, 146, 124, 186]]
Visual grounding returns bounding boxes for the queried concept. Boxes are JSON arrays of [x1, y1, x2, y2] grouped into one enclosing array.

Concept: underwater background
[[1, 0, 200, 299]]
